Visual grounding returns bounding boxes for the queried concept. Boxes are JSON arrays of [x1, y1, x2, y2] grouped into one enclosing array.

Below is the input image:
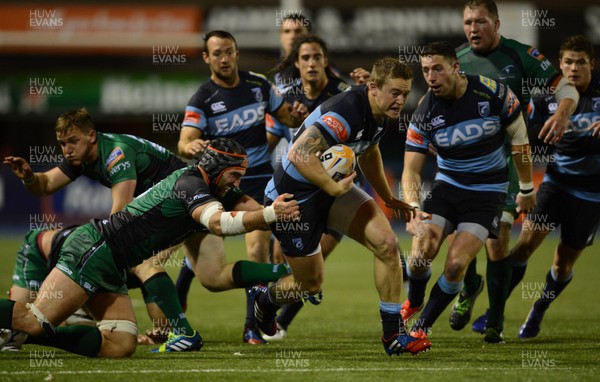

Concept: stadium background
[[0, 0, 598, 229]]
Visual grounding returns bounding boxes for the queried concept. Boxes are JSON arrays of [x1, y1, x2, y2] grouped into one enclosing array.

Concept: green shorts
[[503, 155, 519, 217], [56, 224, 128, 295], [12, 229, 48, 291]]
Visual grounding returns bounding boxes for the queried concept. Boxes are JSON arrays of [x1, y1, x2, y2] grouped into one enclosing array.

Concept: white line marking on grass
[[0, 367, 581, 375]]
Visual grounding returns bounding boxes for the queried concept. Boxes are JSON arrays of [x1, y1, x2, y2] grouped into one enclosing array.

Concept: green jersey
[[91, 166, 244, 268], [457, 36, 559, 104], [58, 133, 185, 196]]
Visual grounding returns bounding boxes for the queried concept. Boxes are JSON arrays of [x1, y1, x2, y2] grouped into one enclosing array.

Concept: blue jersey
[[266, 85, 387, 203], [528, 75, 600, 202], [183, 71, 284, 177], [266, 78, 349, 142], [406, 74, 522, 193]]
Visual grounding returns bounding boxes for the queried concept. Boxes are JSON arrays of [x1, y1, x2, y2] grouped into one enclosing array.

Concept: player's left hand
[[385, 197, 417, 222], [406, 210, 433, 237], [350, 67, 370, 85], [516, 191, 536, 215], [538, 114, 569, 144], [289, 101, 309, 121]]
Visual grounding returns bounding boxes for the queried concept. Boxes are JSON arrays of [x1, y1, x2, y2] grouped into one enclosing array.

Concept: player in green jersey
[[0, 138, 298, 357]]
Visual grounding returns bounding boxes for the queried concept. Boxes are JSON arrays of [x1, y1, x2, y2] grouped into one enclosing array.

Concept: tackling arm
[[178, 127, 209, 159], [3, 157, 71, 196]]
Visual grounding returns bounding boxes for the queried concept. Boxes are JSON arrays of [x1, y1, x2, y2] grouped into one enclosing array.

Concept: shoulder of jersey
[[456, 41, 471, 58], [247, 71, 269, 81], [502, 37, 545, 61]]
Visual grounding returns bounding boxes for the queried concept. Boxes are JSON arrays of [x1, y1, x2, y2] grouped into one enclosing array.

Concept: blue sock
[[380, 302, 403, 338], [534, 268, 572, 311], [415, 275, 462, 332]]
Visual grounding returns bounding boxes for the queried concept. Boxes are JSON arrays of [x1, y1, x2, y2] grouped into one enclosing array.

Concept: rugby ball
[[320, 144, 355, 181]]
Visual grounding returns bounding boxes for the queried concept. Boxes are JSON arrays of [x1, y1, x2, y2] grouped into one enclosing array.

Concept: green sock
[[486, 257, 511, 331], [27, 325, 102, 357], [0, 299, 16, 328], [143, 272, 194, 336], [140, 284, 156, 304], [231, 261, 290, 287], [463, 258, 480, 296]]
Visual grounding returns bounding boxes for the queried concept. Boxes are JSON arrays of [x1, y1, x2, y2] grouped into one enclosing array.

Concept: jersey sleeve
[[182, 91, 208, 131], [104, 144, 137, 185], [312, 110, 353, 146], [521, 46, 559, 91], [266, 81, 285, 113], [405, 99, 431, 154], [265, 113, 286, 138], [176, 173, 219, 218], [499, 86, 522, 126], [57, 159, 82, 180]]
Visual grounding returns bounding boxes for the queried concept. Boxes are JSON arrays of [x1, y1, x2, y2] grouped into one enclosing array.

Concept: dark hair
[[273, 34, 335, 79], [281, 14, 312, 32], [55, 108, 95, 134], [420, 41, 458, 63], [464, 0, 499, 21], [203, 30, 237, 53], [559, 34, 595, 61], [369, 57, 413, 89]]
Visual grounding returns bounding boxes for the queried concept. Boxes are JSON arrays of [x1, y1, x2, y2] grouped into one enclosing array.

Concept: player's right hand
[[186, 139, 210, 158], [350, 68, 371, 85], [327, 172, 356, 197], [3, 156, 33, 181], [272, 193, 300, 220]]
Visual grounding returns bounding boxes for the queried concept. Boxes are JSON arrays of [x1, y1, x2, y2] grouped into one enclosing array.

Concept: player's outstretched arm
[[538, 77, 578, 144], [507, 115, 536, 214], [4, 156, 71, 196], [192, 193, 299, 236]]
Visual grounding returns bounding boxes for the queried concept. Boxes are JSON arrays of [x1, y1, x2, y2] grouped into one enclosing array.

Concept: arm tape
[[199, 201, 223, 228], [554, 76, 580, 104], [219, 211, 247, 235], [506, 115, 529, 146], [262, 205, 277, 224]]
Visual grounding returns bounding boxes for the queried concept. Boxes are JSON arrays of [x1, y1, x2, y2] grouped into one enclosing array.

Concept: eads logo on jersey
[[322, 115, 348, 141]]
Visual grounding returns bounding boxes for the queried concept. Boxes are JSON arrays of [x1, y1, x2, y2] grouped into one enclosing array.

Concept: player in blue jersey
[[177, 30, 308, 344], [400, 42, 536, 341], [500, 35, 600, 338], [252, 57, 432, 356], [262, 34, 350, 341]]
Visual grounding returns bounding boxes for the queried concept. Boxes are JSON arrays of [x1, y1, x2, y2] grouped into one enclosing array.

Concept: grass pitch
[[1, 231, 599, 382]]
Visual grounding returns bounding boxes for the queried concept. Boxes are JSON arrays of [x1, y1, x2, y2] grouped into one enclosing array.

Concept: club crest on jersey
[[105, 147, 125, 171], [478, 101, 490, 117], [498, 65, 516, 80], [292, 238, 304, 251], [251, 87, 263, 102], [592, 97, 600, 112], [211, 101, 227, 113]]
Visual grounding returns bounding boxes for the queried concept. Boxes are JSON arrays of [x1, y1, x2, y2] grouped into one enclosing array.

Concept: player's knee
[[372, 230, 398, 261], [445, 257, 468, 281], [97, 320, 138, 358]]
